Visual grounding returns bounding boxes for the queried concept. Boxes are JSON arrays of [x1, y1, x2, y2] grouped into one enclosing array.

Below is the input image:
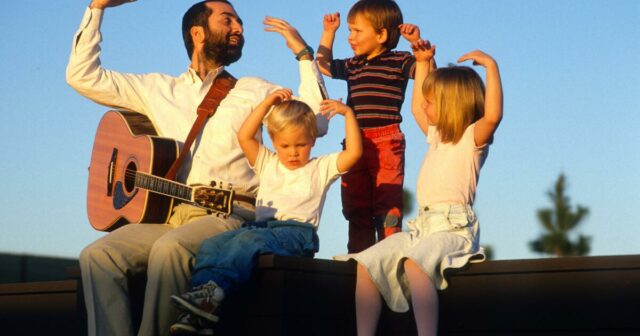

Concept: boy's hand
[[265, 88, 293, 107], [320, 98, 351, 119], [323, 12, 341, 33], [399, 24, 421, 42], [410, 39, 436, 62], [457, 50, 497, 68], [263, 16, 309, 57]]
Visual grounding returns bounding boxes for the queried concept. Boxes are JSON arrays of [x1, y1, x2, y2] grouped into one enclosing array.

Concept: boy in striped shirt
[[316, 0, 424, 253]]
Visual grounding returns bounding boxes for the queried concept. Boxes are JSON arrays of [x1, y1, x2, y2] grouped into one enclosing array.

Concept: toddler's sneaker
[[169, 312, 214, 335], [171, 280, 225, 323]]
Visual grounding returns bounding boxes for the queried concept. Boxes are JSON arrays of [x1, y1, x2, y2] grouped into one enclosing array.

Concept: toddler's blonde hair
[[266, 100, 318, 140], [423, 66, 485, 144]]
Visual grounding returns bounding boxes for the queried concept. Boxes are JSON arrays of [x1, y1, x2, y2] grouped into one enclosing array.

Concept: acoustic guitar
[[86, 110, 234, 231]]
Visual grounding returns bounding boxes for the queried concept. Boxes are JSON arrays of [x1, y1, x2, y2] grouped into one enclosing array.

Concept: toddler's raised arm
[[237, 89, 293, 166], [319, 99, 362, 173]]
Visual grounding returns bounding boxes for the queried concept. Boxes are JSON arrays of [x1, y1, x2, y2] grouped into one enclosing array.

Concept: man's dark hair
[[182, 0, 233, 59], [348, 0, 403, 50]]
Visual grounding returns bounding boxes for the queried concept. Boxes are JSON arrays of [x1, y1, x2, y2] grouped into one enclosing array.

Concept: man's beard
[[203, 28, 244, 66]]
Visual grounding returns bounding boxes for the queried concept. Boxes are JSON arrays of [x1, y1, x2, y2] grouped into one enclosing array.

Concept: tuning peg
[[209, 181, 217, 187]]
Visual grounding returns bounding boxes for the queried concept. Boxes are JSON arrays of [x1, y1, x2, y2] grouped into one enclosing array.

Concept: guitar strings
[[119, 169, 231, 215], [122, 169, 192, 197]]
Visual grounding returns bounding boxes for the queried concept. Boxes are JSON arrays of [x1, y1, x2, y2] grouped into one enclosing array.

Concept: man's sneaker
[[171, 280, 225, 323], [169, 312, 214, 335]]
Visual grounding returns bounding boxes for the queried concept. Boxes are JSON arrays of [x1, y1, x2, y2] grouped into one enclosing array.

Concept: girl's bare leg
[[355, 263, 382, 336], [404, 259, 438, 336]]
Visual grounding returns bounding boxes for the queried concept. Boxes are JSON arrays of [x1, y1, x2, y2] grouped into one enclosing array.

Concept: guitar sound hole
[[124, 161, 137, 193]]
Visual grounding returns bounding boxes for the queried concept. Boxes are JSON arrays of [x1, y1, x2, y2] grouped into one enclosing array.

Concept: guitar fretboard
[[133, 171, 192, 200]]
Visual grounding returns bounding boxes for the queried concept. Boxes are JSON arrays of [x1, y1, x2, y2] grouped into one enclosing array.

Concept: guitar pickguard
[[112, 181, 139, 210]]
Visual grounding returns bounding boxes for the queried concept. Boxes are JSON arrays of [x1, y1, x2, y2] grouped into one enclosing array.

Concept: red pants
[[341, 124, 405, 253]]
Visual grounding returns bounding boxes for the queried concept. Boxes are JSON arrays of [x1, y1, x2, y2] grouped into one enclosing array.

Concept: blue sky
[[0, 1, 638, 260]]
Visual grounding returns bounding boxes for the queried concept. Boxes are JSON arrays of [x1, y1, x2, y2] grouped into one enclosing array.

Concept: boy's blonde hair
[[347, 0, 403, 50], [423, 66, 485, 144], [266, 100, 318, 140]]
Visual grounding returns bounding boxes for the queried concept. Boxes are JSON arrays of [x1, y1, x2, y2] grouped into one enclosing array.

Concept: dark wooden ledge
[[217, 254, 640, 336], [1, 254, 639, 335]]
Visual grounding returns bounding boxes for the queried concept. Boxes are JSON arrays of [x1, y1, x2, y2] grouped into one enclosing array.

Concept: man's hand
[[263, 16, 309, 57], [89, 0, 136, 10]]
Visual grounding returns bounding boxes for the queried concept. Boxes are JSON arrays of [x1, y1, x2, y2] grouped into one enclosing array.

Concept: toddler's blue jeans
[[190, 219, 319, 294]]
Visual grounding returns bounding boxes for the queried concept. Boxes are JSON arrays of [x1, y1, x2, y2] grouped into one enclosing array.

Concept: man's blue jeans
[[190, 220, 319, 294]]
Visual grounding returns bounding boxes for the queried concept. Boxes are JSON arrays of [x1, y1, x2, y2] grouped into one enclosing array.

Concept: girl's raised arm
[[410, 39, 436, 136], [458, 50, 503, 146]]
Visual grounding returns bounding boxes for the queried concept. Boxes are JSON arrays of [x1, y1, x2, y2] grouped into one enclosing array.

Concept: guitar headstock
[[192, 185, 234, 217]]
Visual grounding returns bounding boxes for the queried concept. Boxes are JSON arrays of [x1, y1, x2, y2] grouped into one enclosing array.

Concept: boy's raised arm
[[399, 23, 422, 43], [319, 99, 362, 173], [316, 12, 340, 77], [238, 89, 293, 166], [457, 50, 503, 146]]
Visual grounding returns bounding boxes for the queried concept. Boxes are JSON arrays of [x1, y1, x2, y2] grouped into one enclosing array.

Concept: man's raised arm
[[263, 16, 329, 136], [66, 0, 149, 114]]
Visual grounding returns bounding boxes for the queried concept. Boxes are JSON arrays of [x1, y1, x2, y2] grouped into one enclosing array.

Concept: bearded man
[[66, 1, 326, 335]]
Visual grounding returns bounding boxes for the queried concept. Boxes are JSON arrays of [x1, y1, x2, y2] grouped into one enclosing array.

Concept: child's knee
[[236, 229, 267, 244], [374, 213, 402, 239], [374, 213, 401, 228]]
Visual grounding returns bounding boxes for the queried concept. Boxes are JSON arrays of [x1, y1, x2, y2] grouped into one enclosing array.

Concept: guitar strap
[[165, 70, 237, 181]]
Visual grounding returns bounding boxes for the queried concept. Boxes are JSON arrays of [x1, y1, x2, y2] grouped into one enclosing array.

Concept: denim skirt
[[336, 203, 485, 312]]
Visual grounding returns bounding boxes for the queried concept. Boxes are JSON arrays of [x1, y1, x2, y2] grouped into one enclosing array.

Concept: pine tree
[[529, 174, 591, 257], [402, 188, 414, 215]]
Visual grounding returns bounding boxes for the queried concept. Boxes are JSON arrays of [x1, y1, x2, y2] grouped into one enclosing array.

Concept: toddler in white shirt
[[169, 89, 362, 334]]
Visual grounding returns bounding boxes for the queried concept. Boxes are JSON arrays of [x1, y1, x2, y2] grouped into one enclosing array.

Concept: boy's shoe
[[171, 280, 225, 323], [169, 312, 214, 335]]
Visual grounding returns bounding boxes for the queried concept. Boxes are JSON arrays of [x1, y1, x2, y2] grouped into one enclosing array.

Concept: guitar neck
[[133, 171, 193, 201]]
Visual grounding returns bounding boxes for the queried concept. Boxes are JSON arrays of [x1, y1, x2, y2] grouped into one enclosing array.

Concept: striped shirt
[[331, 51, 415, 129]]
